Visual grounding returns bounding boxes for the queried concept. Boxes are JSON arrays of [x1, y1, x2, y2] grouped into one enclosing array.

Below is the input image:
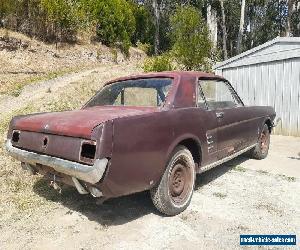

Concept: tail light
[[80, 141, 96, 164], [12, 130, 20, 143]]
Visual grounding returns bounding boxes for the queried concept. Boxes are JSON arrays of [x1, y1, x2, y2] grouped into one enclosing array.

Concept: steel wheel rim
[[260, 130, 269, 154], [169, 160, 193, 205]]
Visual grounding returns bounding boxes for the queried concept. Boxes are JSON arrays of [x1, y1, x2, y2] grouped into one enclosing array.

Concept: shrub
[[130, 3, 155, 54], [136, 41, 151, 54], [0, 0, 16, 20], [41, 0, 80, 42], [143, 54, 174, 72], [87, 0, 136, 54], [170, 6, 212, 71]]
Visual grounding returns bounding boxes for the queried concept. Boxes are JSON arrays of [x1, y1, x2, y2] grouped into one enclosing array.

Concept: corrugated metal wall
[[216, 58, 300, 136]]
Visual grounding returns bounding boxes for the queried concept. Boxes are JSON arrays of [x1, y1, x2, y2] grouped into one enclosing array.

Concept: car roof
[[105, 71, 224, 86]]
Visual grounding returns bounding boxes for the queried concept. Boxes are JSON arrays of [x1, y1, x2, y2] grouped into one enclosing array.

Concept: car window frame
[[223, 80, 244, 107], [196, 78, 244, 111], [83, 77, 174, 109]]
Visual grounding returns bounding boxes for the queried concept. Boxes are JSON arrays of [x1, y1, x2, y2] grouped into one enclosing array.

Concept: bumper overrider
[[5, 139, 108, 185]]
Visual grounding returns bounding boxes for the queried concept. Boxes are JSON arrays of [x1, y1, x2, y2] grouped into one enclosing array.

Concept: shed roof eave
[[213, 37, 300, 70]]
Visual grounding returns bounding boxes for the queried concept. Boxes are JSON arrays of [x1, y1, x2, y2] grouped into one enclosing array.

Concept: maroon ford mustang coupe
[[6, 71, 276, 215]]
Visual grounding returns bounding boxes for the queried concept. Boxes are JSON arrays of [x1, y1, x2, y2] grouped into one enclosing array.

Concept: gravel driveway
[[0, 135, 299, 250]]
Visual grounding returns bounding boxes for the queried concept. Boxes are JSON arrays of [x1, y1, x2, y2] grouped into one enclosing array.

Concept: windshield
[[85, 78, 173, 107]]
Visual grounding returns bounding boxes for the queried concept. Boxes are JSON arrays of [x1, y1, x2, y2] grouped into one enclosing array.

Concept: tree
[[290, 0, 300, 36], [41, 0, 79, 42], [170, 6, 212, 70], [152, 0, 160, 54], [243, 0, 296, 50], [130, 3, 155, 50], [237, 0, 246, 53], [2, 0, 299, 60], [219, 0, 228, 59], [207, 1, 218, 48], [88, 0, 136, 54], [286, 0, 298, 36], [0, 0, 16, 21]]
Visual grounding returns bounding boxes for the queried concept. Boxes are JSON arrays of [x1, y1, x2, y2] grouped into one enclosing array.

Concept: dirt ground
[[0, 135, 299, 250], [0, 32, 299, 249]]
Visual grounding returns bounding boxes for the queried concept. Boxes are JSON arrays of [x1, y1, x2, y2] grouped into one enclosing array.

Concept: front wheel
[[249, 124, 270, 160], [150, 146, 195, 216]]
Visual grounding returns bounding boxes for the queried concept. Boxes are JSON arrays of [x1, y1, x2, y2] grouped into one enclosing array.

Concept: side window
[[200, 80, 242, 110]]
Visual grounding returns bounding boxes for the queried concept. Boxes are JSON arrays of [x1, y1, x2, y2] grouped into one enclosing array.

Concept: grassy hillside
[[0, 28, 145, 96], [0, 29, 143, 220]]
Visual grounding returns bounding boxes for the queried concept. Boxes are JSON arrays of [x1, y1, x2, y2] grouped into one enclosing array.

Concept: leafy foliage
[[87, 0, 136, 54], [170, 6, 212, 70], [0, 0, 299, 59], [143, 54, 174, 72], [130, 3, 155, 53], [0, 0, 16, 20], [223, 0, 240, 57], [136, 41, 152, 54], [41, 0, 80, 42]]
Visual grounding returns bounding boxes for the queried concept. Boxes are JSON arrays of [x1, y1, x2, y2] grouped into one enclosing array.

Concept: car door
[[197, 82, 219, 166], [199, 79, 254, 160]]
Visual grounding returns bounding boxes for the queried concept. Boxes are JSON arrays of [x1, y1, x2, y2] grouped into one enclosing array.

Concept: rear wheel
[[249, 124, 270, 160], [150, 146, 195, 216]]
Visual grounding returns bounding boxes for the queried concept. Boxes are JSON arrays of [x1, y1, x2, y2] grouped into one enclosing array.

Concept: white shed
[[214, 37, 300, 136]]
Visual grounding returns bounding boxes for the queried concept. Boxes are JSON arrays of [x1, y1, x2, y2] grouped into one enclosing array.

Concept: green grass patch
[[213, 192, 227, 199], [233, 165, 247, 172]]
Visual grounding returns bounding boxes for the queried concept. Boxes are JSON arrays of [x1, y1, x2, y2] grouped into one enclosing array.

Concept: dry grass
[[0, 28, 145, 97], [0, 68, 82, 97], [0, 64, 141, 220], [0, 29, 144, 219], [0, 100, 86, 220], [0, 103, 54, 219], [0, 84, 96, 217]]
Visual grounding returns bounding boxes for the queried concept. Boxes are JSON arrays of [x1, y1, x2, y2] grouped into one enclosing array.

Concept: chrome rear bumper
[[5, 139, 108, 184]]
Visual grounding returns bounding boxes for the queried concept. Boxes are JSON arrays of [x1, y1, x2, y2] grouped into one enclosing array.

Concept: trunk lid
[[13, 106, 158, 138]]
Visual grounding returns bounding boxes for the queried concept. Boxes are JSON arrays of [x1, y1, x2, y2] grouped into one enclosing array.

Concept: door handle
[[216, 112, 224, 118]]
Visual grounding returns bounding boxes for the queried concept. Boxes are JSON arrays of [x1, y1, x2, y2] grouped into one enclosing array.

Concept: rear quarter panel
[[245, 105, 276, 145], [99, 108, 217, 198]]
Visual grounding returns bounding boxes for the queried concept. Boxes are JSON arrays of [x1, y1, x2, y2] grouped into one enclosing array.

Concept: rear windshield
[[85, 78, 173, 107]]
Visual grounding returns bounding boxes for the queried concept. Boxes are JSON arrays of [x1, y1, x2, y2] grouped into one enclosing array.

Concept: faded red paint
[[13, 106, 159, 139], [6, 71, 276, 199]]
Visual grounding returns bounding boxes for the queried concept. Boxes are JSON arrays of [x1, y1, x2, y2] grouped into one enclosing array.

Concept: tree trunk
[[286, 0, 296, 36], [219, 0, 228, 60], [237, 0, 246, 54], [207, 3, 218, 49], [152, 0, 160, 55]]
